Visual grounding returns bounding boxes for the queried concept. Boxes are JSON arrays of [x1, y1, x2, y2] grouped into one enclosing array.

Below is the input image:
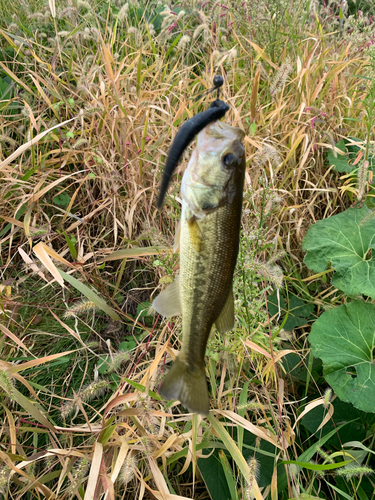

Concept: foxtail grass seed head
[[245, 458, 259, 500], [136, 396, 159, 433], [193, 24, 207, 40], [316, 446, 334, 464], [336, 463, 373, 480], [70, 457, 90, 491], [0, 465, 11, 494], [120, 453, 138, 485], [106, 351, 130, 373], [288, 463, 299, 479], [80, 380, 108, 402], [254, 144, 281, 168], [177, 35, 191, 49], [58, 7, 77, 19], [118, 3, 129, 21], [0, 370, 14, 399], [64, 300, 98, 318], [250, 260, 284, 289], [324, 388, 333, 407], [237, 401, 263, 412], [44, 456, 56, 469], [8, 23, 19, 32], [146, 22, 156, 36], [61, 381, 107, 419], [26, 461, 36, 477], [357, 160, 369, 202], [227, 47, 237, 63], [77, 1, 91, 9], [61, 399, 76, 419], [73, 138, 88, 149], [309, 0, 319, 14], [270, 58, 293, 96]]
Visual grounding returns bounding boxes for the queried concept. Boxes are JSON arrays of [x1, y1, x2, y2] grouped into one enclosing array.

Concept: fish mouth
[[204, 120, 245, 141]]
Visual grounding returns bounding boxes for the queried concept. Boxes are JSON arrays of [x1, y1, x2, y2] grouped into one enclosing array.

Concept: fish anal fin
[[152, 275, 181, 317], [160, 355, 209, 415], [215, 288, 235, 333]]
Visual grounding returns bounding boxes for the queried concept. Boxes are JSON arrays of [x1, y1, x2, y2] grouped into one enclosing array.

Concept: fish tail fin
[[160, 356, 209, 415]]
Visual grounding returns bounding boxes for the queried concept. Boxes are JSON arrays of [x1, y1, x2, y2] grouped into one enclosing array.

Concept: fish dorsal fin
[[152, 275, 181, 317], [215, 288, 235, 333]]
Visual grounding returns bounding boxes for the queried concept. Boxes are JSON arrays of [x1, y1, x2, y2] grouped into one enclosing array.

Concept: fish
[[153, 116, 246, 415]]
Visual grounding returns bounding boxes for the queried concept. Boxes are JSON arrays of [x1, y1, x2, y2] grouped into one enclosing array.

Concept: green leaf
[[0, 76, 13, 106], [327, 138, 375, 174], [136, 301, 152, 325], [327, 140, 350, 173], [208, 415, 252, 482], [53, 193, 71, 207], [280, 460, 351, 471], [343, 441, 375, 456], [121, 376, 162, 401], [250, 122, 257, 135], [63, 230, 77, 260], [309, 300, 375, 413], [240, 430, 277, 487], [324, 481, 355, 500], [98, 418, 117, 446], [267, 293, 315, 330], [301, 398, 375, 448], [303, 206, 375, 297], [118, 339, 137, 351], [198, 450, 232, 500], [296, 421, 354, 468], [218, 450, 238, 500], [237, 381, 250, 453], [97, 355, 110, 374]]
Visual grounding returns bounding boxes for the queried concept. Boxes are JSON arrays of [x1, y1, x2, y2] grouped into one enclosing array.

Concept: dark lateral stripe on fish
[[157, 99, 230, 209]]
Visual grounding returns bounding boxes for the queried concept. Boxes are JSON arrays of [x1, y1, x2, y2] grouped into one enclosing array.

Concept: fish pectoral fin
[[173, 220, 181, 253], [152, 275, 181, 317], [187, 218, 204, 252], [215, 288, 235, 333], [160, 356, 209, 415]]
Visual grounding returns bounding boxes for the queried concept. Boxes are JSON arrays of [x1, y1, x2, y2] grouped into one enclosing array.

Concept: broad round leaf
[[309, 300, 375, 413], [303, 206, 375, 297]]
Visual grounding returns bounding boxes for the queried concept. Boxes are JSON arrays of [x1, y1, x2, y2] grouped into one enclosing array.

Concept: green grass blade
[[219, 450, 239, 500], [58, 270, 121, 320]]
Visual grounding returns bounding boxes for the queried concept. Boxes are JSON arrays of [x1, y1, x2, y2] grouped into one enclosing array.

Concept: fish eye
[[222, 153, 237, 168]]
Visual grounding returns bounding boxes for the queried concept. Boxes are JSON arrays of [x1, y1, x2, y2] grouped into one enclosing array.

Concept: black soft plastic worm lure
[[157, 76, 229, 209]]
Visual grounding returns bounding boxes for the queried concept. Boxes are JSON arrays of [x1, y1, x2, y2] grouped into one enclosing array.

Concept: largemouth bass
[[153, 120, 246, 414]]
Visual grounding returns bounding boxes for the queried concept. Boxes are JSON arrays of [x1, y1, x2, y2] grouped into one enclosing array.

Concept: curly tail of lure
[[157, 76, 229, 209]]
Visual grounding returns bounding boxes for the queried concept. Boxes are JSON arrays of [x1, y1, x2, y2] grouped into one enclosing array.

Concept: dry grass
[[1, 0, 375, 499]]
